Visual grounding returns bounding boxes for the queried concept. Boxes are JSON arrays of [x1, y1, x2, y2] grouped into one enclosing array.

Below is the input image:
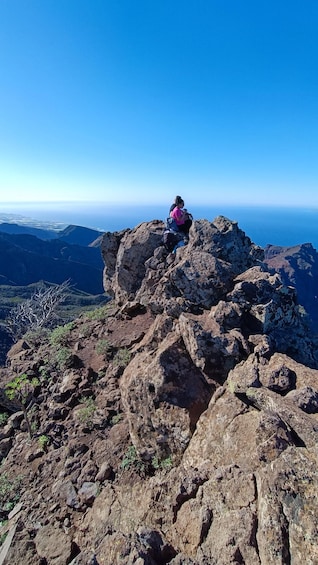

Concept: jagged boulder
[[102, 217, 264, 314], [101, 220, 164, 304], [120, 328, 213, 462]]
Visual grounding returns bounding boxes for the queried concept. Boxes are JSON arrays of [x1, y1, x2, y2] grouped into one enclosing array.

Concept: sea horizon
[[1, 202, 318, 252]]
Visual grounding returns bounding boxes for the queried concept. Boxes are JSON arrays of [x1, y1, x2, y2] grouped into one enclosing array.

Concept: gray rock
[[95, 461, 112, 482], [287, 385, 318, 413], [78, 481, 98, 505], [0, 437, 12, 460], [246, 386, 318, 447]]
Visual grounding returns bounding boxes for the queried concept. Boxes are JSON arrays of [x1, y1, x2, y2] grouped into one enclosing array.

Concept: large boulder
[[101, 221, 164, 304], [101, 217, 264, 313], [120, 328, 213, 462]]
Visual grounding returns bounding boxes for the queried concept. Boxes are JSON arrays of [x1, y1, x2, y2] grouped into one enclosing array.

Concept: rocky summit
[[1, 216, 318, 565]]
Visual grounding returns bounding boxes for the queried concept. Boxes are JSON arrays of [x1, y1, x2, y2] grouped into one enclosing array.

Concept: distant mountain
[[0, 222, 57, 240], [57, 224, 103, 246], [0, 222, 107, 365], [0, 221, 103, 246], [0, 231, 103, 268], [0, 232, 104, 294], [264, 243, 318, 334]]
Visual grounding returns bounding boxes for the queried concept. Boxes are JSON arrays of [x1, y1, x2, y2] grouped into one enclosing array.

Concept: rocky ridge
[[0, 216, 318, 564]]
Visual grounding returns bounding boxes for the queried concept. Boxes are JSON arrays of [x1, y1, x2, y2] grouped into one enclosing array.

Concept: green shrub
[[0, 472, 22, 512], [97, 369, 106, 379], [0, 412, 8, 427], [78, 324, 91, 338], [95, 339, 111, 357], [152, 455, 173, 471], [5, 373, 40, 438], [113, 348, 131, 368], [24, 327, 50, 346], [5, 373, 39, 403], [30, 420, 39, 435], [53, 347, 73, 370], [84, 304, 110, 321], [38, 435, 49, 450], [49, 322, 75, 347], [0, 527, 8, 546], [121, 445, 145, 473], [111, 413, 123, 425], [77, 397, 96, 429], [38, 364, 51, 380]]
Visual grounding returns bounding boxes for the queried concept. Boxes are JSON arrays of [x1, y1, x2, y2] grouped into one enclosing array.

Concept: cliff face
[[1, 217, 318, 565]]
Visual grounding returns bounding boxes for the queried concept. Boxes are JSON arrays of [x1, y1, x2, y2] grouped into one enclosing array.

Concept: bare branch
[[6, 280, 72, 340]]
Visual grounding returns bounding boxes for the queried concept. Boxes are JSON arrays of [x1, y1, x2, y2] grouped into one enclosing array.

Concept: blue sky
[[0, 0, 317, 208]]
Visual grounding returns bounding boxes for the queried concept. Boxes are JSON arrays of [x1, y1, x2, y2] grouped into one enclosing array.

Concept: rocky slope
[[1, 216, 318, 564]]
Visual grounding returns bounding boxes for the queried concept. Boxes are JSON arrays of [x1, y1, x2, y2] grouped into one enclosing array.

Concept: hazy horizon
[[1, 201, 318, 251]]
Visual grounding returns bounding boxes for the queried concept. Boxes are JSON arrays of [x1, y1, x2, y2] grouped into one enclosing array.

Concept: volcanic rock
[[1, 216, 318, 564]]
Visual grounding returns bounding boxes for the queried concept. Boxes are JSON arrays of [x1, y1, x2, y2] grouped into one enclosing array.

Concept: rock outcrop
[[1, 216, 318, 564]]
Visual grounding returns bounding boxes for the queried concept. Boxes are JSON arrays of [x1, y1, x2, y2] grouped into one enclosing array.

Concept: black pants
[[178, 219, 192, 235]]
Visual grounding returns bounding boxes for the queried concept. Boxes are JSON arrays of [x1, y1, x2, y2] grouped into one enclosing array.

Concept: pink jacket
[[170, 206, 186, 225]]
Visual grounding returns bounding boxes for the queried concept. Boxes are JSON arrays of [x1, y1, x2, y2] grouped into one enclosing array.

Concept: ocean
[[1, 202, 318, 251]]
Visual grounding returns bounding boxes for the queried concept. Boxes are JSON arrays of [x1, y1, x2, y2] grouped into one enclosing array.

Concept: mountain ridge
[[0, 232, 103, 294], [1, 216, 318, 563], [0, 220, 102, 245]]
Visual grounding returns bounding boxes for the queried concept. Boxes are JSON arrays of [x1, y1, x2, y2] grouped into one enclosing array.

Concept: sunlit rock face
[[1, 216, 318, 564]]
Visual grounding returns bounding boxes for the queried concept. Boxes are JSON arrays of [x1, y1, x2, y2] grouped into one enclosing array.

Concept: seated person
[[170, 196, 192, 236]]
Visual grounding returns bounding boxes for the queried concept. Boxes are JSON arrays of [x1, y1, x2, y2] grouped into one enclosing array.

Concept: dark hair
[[174, 195, 183, 206]]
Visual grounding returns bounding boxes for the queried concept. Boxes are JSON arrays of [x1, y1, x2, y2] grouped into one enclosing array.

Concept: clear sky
[[0, 0, 317, 208]]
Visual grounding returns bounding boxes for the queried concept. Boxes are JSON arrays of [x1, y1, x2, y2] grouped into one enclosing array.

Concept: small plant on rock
[[121, 445, 145, 474], [84, 304, 110, 321], [24, 327, 50, 347], [30, 420, 39, 436], [110, 413, 123, 425], [53, 347, 73, 370], [5, 373, 40, 438], [38, 434, 49, 451], [49, 321, 75, 347], [78, 324, 91, 338], [113, 348, 131, 368], [77, 396, 96, 430], [151, 455, 173, 471], [0, 526, 8, 546], [0, 412, 8, 427], [0, 471, 23, 513], [38, 364, 51, 380], [96, 339, 111, 358]]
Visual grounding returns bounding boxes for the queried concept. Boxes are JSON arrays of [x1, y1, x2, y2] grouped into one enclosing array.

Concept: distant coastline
[[0, 202, 318, 251]]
